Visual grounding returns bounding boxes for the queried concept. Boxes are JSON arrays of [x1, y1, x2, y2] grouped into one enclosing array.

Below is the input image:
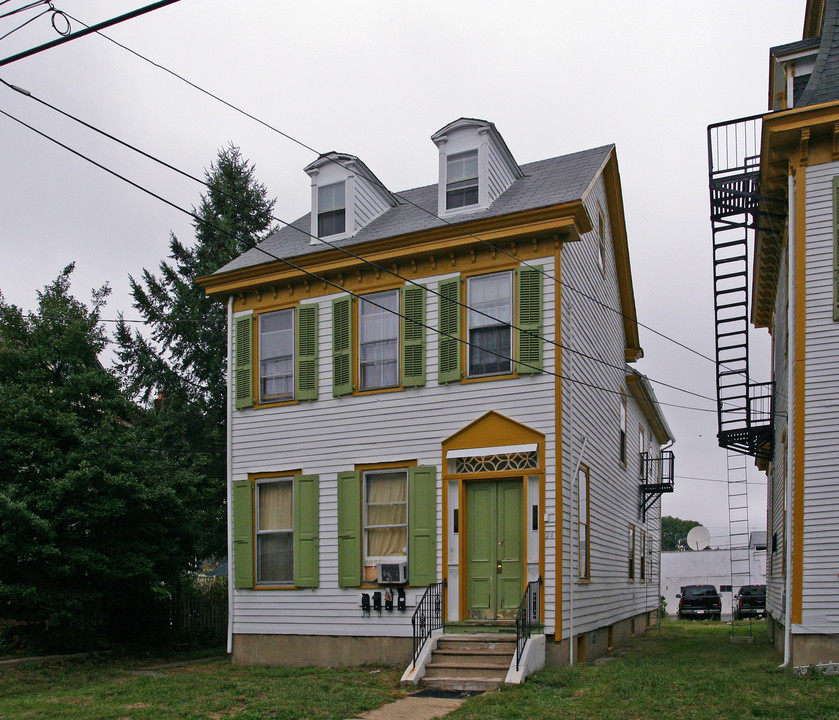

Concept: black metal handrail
[[515, 577, 542, 671], [412, 582, 443, 668], [639, 451, 675, 489]]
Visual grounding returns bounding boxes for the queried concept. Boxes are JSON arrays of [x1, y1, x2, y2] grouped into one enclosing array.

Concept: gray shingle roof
[[213, 144, 614, 276], [798, 0, 839, 107]]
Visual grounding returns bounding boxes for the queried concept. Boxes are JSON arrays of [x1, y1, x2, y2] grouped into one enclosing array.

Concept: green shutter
[[516, 265, 543, 374], [234, 313, 254, 409], [438, 277, 462, 384], [294, 474, 319, 588], [833, 177, 839, 321], [337, 470, 362, 587], [232, 479, 254, 589], [408, 466, 437, 586], [296, 304, 319, 401], [332, 296, 354, 397], [402, 285, 426, 387]]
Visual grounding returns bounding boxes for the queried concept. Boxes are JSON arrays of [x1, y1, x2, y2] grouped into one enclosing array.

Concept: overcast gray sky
[[0, 0, 803, 544]]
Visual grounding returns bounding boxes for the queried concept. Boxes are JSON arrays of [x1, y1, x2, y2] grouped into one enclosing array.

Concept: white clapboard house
[[199, 118, 675, 677], [707, 0, 839, 667]]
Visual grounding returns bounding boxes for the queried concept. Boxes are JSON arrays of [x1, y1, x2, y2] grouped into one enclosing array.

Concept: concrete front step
[[420, 676, 505, 693], [424, 663, 508, 680], [417, 633, 516, 693]]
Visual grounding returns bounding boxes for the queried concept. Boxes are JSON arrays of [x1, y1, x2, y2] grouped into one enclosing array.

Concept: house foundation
[[766, 615, 839, 668]]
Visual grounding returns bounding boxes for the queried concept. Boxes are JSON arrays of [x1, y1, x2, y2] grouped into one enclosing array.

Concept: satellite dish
[[686, 526, 711, 551]]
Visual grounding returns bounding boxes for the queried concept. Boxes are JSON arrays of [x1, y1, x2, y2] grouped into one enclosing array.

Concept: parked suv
[[733, 584, 766, 619], [676, 584, 722, 620]]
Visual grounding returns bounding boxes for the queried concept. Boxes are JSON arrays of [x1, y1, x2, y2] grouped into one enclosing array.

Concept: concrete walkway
[[347, 693, 468, 720]]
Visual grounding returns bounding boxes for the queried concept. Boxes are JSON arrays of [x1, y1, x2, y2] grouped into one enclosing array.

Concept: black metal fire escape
[[640, 450, 675, 522], [707, 115, 777, 461]]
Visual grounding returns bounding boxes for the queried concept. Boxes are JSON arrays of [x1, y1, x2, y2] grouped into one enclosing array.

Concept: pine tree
[[114, 145, 275, 558], [0, 266, 204, 648]]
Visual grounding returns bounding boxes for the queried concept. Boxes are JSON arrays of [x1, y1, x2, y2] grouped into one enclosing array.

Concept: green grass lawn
[[0, 650, 406, 720], [450, 619, 839, 720], [1, 621, 837, 720]]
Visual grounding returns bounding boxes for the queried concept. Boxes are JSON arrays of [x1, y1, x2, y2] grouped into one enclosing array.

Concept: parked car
[[676, 584, 722, 620], [733, 584, 766, 619]]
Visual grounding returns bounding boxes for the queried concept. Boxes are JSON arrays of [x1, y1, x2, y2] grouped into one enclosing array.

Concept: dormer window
[[432, 118, 522, 218], [446, 150, 479, 210], [318, 182, 346, 237], [305, 153, 396, 244]]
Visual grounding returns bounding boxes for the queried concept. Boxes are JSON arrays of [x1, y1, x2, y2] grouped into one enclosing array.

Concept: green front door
[[465, 479, 524, 620]]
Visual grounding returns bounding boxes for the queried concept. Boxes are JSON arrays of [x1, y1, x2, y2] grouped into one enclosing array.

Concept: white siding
[[800, 163, 839, 631], [352, 174, 392, 232], [231, 262, 558, 638], [486, 139, 517, 205], [559, 175, 662, 638], [766, 243, 789, 620]]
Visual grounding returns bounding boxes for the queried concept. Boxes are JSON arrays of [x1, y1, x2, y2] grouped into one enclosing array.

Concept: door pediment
[[443, 411, 544, 454]]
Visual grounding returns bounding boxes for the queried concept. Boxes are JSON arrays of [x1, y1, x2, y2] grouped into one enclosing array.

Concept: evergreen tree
[[0, 266, 203, 648], [114, 145, 275, 558]]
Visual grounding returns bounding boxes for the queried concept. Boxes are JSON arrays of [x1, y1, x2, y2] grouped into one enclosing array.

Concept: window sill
[[252, 584, 300, 590], [460, 372, 519, 385], [253, 397, 301, 409], [353, 385, 404, 397]]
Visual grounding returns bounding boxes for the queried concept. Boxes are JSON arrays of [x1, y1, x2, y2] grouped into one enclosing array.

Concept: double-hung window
[[438, 266, 542, 384], [468, 271, 513, 377], [359, 290, 399, 390], [234, 305, 318, 409], [318, 182, 346, 237], [259, 308, 294, 403], [336, 466, 436, 587], [619, 392, 628, 465], [364, 470, 408, 562], [446, 150, 479, 210], [231, 474, 319, 589], [255, 478, 294, 585], [332, 286, 425, 397]]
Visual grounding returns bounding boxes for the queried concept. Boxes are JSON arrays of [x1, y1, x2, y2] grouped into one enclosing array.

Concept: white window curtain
[[365, 471, 407, 558]]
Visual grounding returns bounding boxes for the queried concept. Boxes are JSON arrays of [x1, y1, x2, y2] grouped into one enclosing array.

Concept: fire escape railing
[[707, 115, 776, 461], [640, 451, 675, 521]]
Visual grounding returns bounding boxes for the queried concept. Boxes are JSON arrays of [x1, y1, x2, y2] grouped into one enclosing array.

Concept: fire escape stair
[[707, 116, 775, 462]]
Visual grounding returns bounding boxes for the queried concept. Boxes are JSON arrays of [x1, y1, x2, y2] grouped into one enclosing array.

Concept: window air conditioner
[[377, 561, 408, 585]]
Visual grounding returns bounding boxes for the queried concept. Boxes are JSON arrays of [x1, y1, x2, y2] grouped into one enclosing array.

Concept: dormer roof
[[304, 152, 396, 243], [431, 117, 523, 217]]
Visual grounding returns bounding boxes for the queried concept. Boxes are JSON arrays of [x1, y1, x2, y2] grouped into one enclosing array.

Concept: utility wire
[[64, 11, 734, 378], [0, 104, 720, 415], [0, 77, 721, 408], [0, 4, 48, 42], [0, 0, 182, 67]]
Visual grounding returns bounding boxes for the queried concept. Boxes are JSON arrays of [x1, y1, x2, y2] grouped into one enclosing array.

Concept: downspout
[[569, 436, 588, 666], [780, 173, 795, 668], [226, 295, 234, 655]]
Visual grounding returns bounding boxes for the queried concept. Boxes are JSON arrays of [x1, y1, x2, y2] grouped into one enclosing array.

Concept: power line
[[1, 78, 722, 410], [0, 104, 720, 416], [65, 15, 738, 379], [0, 0, 182, 68]]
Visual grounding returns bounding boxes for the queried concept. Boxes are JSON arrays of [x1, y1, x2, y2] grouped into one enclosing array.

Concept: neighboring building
[[708, 0, 839, 665], [661, 545, 767, 617], [199, 118, 674, 669]]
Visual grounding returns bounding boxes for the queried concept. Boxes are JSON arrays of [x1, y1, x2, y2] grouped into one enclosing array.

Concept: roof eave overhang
[[196, 200, 591, 299], [753, 99, 839, 326], [592, 148, 643, 362], [626, 371, 674, 445]]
